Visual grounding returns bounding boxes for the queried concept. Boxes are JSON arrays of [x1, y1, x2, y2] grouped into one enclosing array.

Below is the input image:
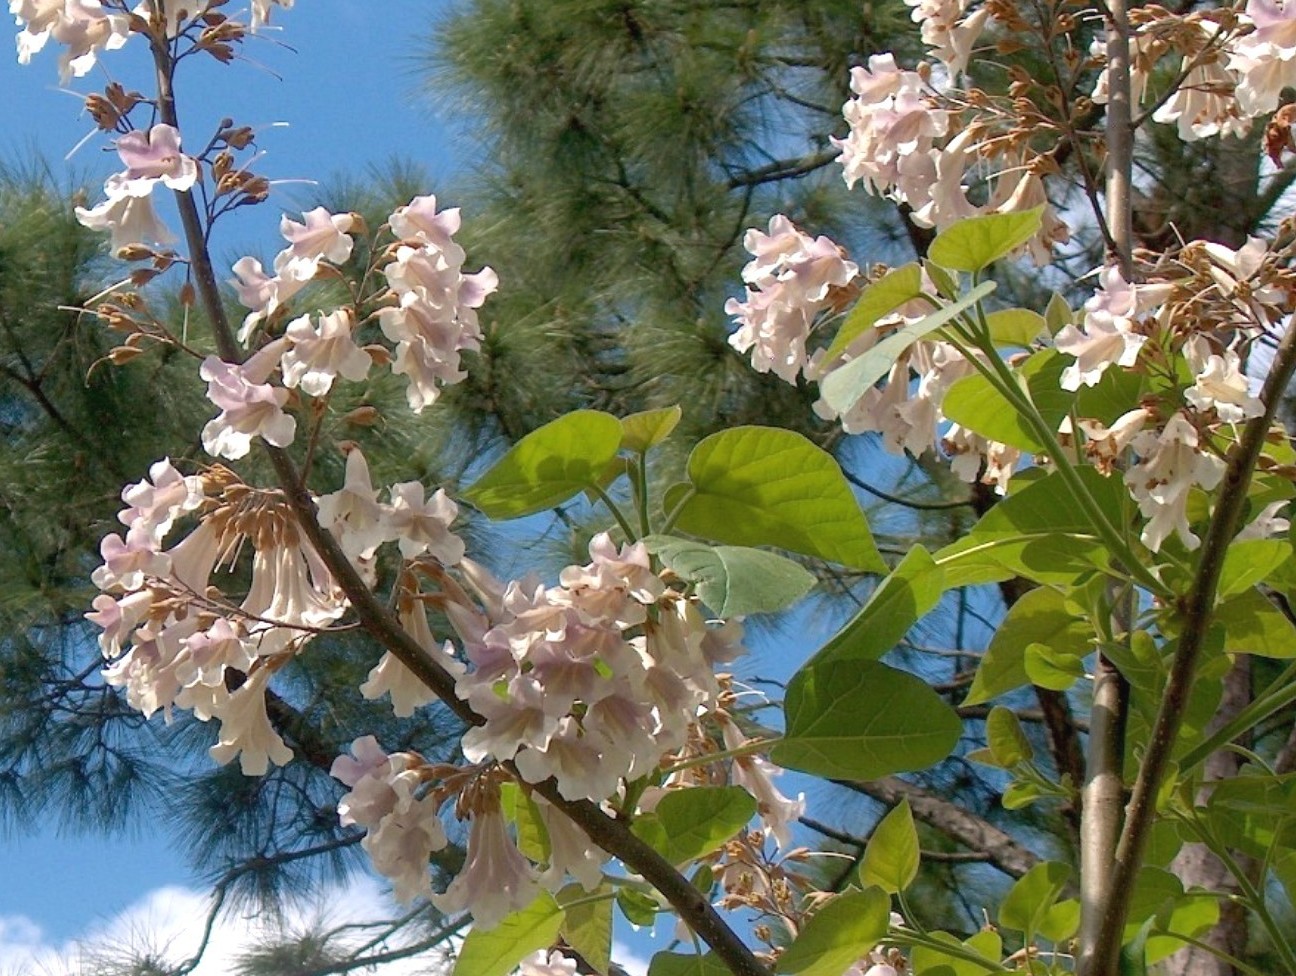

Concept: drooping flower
[[1183, 336, 1264, 423], [199, 339, 295, 459], [385, 482, 464, 563], [1231, 0, 1296, 117], [315, 447, 389, 561], [433, 804, 540, 927], [1056, 266, 1169, 390], [107, 124, 198, 197], [207, 666, 295, 775], [117, 457, 206, 545], [280, 309, 372, 396], [1126, 411, 1227, 551], [75, 191, 175, 251], [230, 256, 307, 343], [12, 0, 130, 81], [274, 207, 356, 282]]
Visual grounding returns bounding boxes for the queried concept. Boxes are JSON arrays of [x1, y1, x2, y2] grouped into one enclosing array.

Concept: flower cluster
[[1062, 237, 1291, 550], [87, 459, 348, 774], [232, 207, 358, 342], [724, 215, 859, 382], [12, 0, 129, 81], [446, 533, 745, 803], [831, 51, 1068, 261], [377, 195, 499, 412], [332, 738, 604, 925]]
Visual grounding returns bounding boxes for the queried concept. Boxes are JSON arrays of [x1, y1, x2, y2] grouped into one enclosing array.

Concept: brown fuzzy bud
[[342, 405, 381, 427], [180, 282, 197, 307], [117, 244, 155, 262], [109, 346, 145, 365]]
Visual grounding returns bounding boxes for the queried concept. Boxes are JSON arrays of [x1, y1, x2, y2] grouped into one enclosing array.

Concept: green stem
[[1183, 817, 1296, 974], [635, 453, 652, 539], [660, 486, 696, 535], [659, 738, 780, 776], [889, 927, 1009, 973], [592, 485, 639, 542], [1177, 658, 1296, 774], [896, 891, 927, 937], [941, 328, 1167, 596]]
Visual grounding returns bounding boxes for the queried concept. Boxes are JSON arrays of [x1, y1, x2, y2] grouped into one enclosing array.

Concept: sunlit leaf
[[820, 281, 996, 416], [559, 884, 613, 975], [967, 587, 1093, 704], [775, 888, 890, 976], [810, 546, 944, 667], [824, 263, 924, 360], [859, 798, 919, 893], [643, 535, 816, 616], [465, 410, 623, 518], [632, 787, 757, 866], [774, 661, 961, 779], [928, 207, 1044, 272], [999, 862, 1070, 938], [453, 894, 563, 976], [670, 427, 885, 572], [620, 406, 682, 453]]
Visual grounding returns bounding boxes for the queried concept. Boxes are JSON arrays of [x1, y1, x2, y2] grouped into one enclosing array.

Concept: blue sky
[[0, 0, 466, 959]]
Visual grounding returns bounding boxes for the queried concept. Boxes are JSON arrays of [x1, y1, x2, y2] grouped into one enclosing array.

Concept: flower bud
[[342, 405, 381, 427], [109, 346, 145, 365]]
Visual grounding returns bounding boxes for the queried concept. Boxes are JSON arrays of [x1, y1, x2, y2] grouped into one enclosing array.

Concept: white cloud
[[611, 939, 651, 976], [0, 876, 450, 976]]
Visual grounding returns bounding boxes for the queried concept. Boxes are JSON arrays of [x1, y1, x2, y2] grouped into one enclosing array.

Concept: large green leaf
[[986, 705, 1034, 767], [1217, 539, 1292, 599], [819, 280, 997, 415], [859, 798, 919, 893], [985, 308, 1045, 347], [999, 861, 1070, 939], [669, 427, 885, 572], [632, 786, 757, 866], [966, 587, 1094, 704], [928, 207, 1044, 272], [775, 888, 891, 976], [941, 350, 1072, 452], [465, 410, 624, 518], [643, 535, 816, 616], [936, 467, 1127, 588], [810, 545, 944, 667], [773, 661, 961, 779], [824, 262, 925, 361], [1214, 588, 1296, 658], [620, 406, 682, 453], [453, 893, 564, 976], [648, 954, 732, 976], [559, 884, 613, 975], [1024, 640, 1086, 692], [910, 930, 1004, 976]]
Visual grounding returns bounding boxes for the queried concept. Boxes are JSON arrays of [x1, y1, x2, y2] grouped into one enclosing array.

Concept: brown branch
[[835, 777, 1041, 879], [149, 36, 770, 976], [1086, 264, 1296, 976]]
